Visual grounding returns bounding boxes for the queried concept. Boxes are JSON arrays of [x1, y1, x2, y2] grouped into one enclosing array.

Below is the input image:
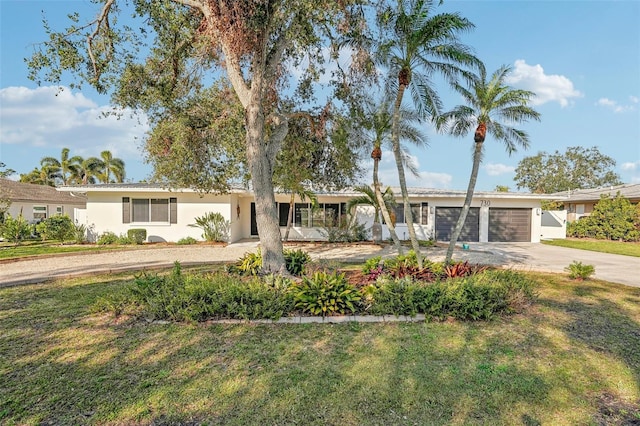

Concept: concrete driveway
[[0, 241, 638, 288], [463, 242, 639, 288]]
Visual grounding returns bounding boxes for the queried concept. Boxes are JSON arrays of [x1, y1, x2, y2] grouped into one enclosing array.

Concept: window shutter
[[122, 197, 130, 223], [170, 198, 177, 224]]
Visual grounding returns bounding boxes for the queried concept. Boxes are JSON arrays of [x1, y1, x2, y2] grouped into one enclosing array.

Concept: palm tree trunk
[[373, 154, 402, 252], [392, 83, 422, 267], [445, 140, 483, 264]]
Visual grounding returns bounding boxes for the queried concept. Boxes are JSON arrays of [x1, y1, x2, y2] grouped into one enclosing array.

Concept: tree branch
[[86, 0, 115, 82]]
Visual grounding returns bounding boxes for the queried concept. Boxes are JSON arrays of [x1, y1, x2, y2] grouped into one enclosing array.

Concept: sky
[[1, 0, 639, 192]]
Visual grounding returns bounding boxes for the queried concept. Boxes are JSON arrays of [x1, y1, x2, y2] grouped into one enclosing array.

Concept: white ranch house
[[58, 183, 563, 244]]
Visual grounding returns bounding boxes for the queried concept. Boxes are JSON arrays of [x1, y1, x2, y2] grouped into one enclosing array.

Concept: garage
[[489, 208, 531, 242], [435, 207, 480, 242]]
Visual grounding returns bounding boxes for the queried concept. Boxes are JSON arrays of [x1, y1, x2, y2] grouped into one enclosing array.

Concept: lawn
[[0, 241, 125, 260], [542, 238, 640, 257], [1, 271, 639, 425]]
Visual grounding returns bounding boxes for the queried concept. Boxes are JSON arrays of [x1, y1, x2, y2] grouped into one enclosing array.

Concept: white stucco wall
[[85, 191, 233, 243]]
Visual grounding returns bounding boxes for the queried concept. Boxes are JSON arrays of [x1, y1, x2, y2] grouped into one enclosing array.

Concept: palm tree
[[99, 150, 126, 183], [346, 185, 397, 234], [438, 63, 541, 263], [363, 97, 427, 251], [375, 0, 478, 267], [39, 148, 83, 185], [75, 157, 105, 184]]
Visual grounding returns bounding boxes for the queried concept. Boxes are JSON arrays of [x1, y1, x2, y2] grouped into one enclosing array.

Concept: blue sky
[[1, 0, 639, 191]]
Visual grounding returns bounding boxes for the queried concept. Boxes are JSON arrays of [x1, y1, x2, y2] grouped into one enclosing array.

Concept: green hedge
[[96, 263, 537, 323]]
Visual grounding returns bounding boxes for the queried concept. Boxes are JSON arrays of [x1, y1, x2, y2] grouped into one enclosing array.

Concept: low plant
[[321, 219, 369, 243], [101, 262, 295, 322], [565, 261, 595, 280], [362, 256, 382, 274], [96, 231, 119, 245], [283, 248, 311, 275], [176, 236, 198, 245], [229, 250, 263, 276], [127, 228, 147, 244], [229, 249, 311, 276], [73, 223, 88, 244], [292, 271, 361, 317], [189, 212, 229, 242], [117, 234, 134, 245]]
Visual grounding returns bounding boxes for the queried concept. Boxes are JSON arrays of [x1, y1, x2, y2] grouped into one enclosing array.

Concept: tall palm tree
[[75, 157, 104, 184], [364, 97, 427, 251], [40, 148, 83, 185], [376, 0, 478, 267], [99, 150, 126, 183], [438, 63, 541, 263]]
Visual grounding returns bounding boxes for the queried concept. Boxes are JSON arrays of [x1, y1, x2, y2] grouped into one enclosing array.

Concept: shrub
[[321, 219, 369, 243], [292, 271, 361, 317], [283, 248, 311, 275], [229, 249, 311, 276], [35, 215, 76, 244], [362, 256, 382, 274], [99, 262, 295, 322], [117, 234, 134, 245], [177, 236, 198, 245], [367, 269, 537, 321], [0, 214, 31, 245], [567, 193, 640, 241], [189, 212, 229, 242], [565, 261, 595, 280], [127, 228, 147, 244], [96, 231, 119, 245]]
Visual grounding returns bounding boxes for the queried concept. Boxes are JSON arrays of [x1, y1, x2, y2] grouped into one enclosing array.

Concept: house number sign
[[480, 200, 491, 207]]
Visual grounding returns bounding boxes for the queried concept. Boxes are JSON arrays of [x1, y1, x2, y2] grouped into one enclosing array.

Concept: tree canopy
[[27, 0, 372, 273], [514, 146, 622, 193]]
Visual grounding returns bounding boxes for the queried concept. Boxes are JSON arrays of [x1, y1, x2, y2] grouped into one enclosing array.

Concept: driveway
[[0, 241, 638, 288], [461, 242, 639, 288]]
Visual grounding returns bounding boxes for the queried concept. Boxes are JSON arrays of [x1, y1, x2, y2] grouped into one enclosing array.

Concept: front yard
[[1, 269, 639, 425]]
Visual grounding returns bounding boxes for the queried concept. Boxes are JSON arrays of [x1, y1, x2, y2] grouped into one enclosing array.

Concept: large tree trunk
[[245, 96, 286, 274], [373, 149, 402, 252], [445, 139, 484, 264], [392, 82, 422, 267]]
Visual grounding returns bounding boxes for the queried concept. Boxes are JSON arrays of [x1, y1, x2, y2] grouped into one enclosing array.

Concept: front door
[[250, 202, 258, 236]]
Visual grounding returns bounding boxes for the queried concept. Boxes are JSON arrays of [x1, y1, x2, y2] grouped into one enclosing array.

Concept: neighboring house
[[549, 183, 640, 222], [0, 178, 86, 223], [58, 183, 551, 244]]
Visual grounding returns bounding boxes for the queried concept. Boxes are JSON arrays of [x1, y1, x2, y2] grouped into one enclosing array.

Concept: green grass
[[542, 238, 640, 257], [1, 271, 639, 425], [0, 241, 128, 260]]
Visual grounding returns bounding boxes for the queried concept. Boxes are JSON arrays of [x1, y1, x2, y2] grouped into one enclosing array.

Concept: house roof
[[0, 179, 87, 204], [548, 183, 640, 203], [57, 182, 552, 200]]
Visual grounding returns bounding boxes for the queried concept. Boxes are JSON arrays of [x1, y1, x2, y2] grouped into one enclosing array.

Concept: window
[[56, 206, 63, 216], [289, 203, 345, 228], [393, 204, 419, 224], [126, 198, 173, 223], [33, 206, 47, 221]]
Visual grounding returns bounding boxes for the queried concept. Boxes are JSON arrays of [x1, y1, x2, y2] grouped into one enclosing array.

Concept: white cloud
[[621, 161, 640, 171], [506, 59, 583, 107], [0, 85, 150, 173], [365, 150, 453, 189], [483, 163, 515, 176], [596, 96, 637, 113]]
